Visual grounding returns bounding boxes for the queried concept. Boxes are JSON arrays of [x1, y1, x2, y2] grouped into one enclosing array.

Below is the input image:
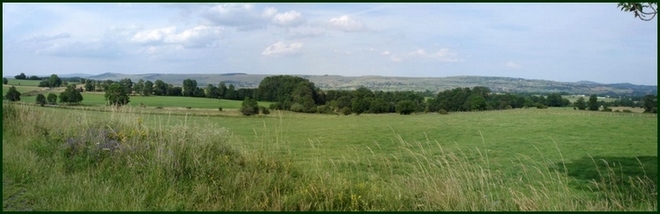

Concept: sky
[[2, 3, 658, 85]]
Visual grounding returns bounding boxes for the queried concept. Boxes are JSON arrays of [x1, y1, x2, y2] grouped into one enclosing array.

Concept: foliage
[[36, 94, 46, 106], [59, 85, 83, 104], [14, 73, 26, 80], [3, 77, 7, 85], [4, 86, 21, 101], [218, 107, 223, 111], [290, 103, 306, 113], [260, 106, 270, 115], [438, 109, 448, 114], [47, 93, 58, 105], [240, 97, 259, 116], [618, 2, 657, 21], [341, 106, 352, 115], [396, 100, 416, 115], [105, 83, 130, 107], [588, 94, 599, 111], [641, 94, 657, 113], [574, 97, 587, 110]]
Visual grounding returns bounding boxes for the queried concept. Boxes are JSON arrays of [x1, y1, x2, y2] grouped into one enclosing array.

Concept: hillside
[[85, 73, 656, 96]]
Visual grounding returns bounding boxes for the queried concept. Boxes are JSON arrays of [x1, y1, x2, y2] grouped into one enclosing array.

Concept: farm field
[[2, 101, 657, 211]]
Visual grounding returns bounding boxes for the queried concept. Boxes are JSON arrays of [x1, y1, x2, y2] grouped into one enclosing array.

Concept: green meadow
[[2, 98, 657, 211]]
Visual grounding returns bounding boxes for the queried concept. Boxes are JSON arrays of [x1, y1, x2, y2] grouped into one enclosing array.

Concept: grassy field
[[565, 95, 618, 103], [2, 100, 656, 211]]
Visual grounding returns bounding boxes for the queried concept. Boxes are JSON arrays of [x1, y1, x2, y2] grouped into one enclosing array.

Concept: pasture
[[2, 100, 656, 211]]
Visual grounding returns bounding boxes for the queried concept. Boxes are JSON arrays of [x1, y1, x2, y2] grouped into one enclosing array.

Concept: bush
[[240, 97, 259, 116], [341, 107, 352, 115], [536, 103, 548, 109], [260, 106, 270, 115], [396, 100, 416, 115], [218, 107, 223, 111], [47, 93, 58, 105], [186, 107, 192, 109], [155, 106, 163, 109], [438, 109, 449, 115], [36, 94, 46, 106], [4, 86, 21, 102], [317, 105, 332, 114], [614, 110, 621, 112], [290, 103, 305, 113], [623, 109, 632, 113]]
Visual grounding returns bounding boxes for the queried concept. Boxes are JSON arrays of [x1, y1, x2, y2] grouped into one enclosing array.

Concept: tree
[[182, 79, 197, 97], [218, 82, 227, 99], [3, 78, 7, 85], [143, 80, 154, 96], [396, 100, 416, 115], [36, 94, 46, 106], [134, 79, 144, 95], [48, 74, 62, 88], [59, 85, 83, 104], [153, 80, 167, 96], [4, 86, 21, 101], [587, 94, 599, 111], [240, 97, 259, 116], [642, 94, 657, 113], [47, 93, 57, 105], [574, 97, 587, 110], [15, 73, 26, 80], [105, 83, 130, 107], [618, 2, 657, 21], [260, 106, 270, 115], [119, 78, 134, 95], [84, 80, 95, 92]]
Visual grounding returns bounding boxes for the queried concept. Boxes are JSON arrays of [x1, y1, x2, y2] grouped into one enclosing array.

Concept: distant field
[[75, 92, 273, 109], [4, 79, 43, 87], [565, 95, 618, 103]]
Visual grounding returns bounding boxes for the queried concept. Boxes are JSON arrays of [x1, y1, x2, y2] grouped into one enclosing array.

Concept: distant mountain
[[58, 73, 94, 78], [85, 73, 657, 96]]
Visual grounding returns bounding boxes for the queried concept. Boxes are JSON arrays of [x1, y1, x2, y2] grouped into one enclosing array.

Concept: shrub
[[396, 100, 415, 115], [614, 110, 621, 112], [155, 106, 163, 109], [290, 103, 305, 113], [260, 106, 270, 115], [4, 86, 21, 101], [341, 107, 352, 115], [186, 107, 192, 109], [240, 97, 259, 116], [47, 93, 57, 105], [36, 94, 46, 106], [218, 107, 223, 111], [623, 109, 632, 113], [438, 109, 449, 115], [536, 103, 548, 109]]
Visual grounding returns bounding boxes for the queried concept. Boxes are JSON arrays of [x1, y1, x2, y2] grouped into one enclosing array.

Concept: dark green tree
[[119, 78, 134, 95], [47, 93, 57, 105], [396, 100, 416, 115], [143, 80, 154, 96], [642, 94, 657, 113], [574, 97, 587, 110], [587, 94, 599, 111], [153, 80, 167, 96], [105, 83, 130, 107], [182, 79, 197, 97], [84, 80, 95, 92], [59, 85, 83, 104], [48, 74, 62, 88], [218, 82, 227, 99], [15, 73, 26, 79], [240, 97, 259, 116], [134, 79, 144, 95], [35, 94, 46, 106], [3, 78, 7, 85], [4, 86, 21, 101]]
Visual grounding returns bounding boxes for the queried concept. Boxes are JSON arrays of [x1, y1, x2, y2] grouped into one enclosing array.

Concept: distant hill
[[85, 73, 657, 96]]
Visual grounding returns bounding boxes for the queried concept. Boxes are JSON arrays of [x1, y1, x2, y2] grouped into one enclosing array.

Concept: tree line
[[4, 74, 657, 114]]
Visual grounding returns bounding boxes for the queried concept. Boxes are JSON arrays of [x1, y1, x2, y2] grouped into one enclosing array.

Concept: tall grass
[[2, 102, 656, 211]]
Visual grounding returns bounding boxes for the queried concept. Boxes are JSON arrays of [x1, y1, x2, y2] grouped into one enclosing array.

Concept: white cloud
[[381, 50, 390, 55], [272, 10, 305, 27], [262, 7, 277, 18], [35, 40, 123, 59], [131, 25, 222, 49], [202, 3, 267, 30], [130, 27, 176, 44], [504, 62, 521, 68], [327, 15, 368, 32], [165, 26, 223, 48], [262, 41, 303, 56]]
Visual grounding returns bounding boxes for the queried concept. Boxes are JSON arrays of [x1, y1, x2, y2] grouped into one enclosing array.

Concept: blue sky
[[2, 3, 657, 85]]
